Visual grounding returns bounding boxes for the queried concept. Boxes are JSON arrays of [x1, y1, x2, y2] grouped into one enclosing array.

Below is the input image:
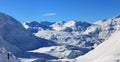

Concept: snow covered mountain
[[76, 25, 120, 62], [0, 12, 58, 51], [1, 12, 120, 62], [51, 21, 91, 32], [23, 20, 91, 33], [22, 21, 53, 33], [22, 21, 96, 59], [0, 12, 59, 62], [22, 14, 120, 60], [84, 15, 120, 40]]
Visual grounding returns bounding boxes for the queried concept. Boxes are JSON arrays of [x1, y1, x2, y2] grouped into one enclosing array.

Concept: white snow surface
[[51, 21, 65, 31], [29, 46, 72, 59], [22, 22, 30, 29], [76, 28, 120, 62], [0, 36, 20, 62], [50, 21, 77, 31], [64, 21, 76, 27], [19, 58, 38, 62]]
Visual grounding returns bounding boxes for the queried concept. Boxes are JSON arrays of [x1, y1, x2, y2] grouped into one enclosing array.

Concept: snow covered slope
[[0, 36, 20, 62], [0, 12, 40, 51], [76, 25, 120, 62], [84, 15, 120, 40], [0, 12, 58, 51], [0, 47, 20, 62], [29, 45, 84, 59], [0, 12, 59, 62]]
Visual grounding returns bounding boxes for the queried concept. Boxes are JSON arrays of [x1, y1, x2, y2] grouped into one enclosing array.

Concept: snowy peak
[[23, 20, 92, 33], [50, 21, 65, 31], [22, 22, 30, 29], [75, 15, 120, 62], [0, 13, 36, 51], [22, 21, 53, 33], [64, 21, 76, 27], [95, 14, 120, 26], [51, 21, 91, 32], [84, 15, 120, 40], [0, 13, 19, 25], [113, 14, 120, 19], [0, 12, 57, 56]]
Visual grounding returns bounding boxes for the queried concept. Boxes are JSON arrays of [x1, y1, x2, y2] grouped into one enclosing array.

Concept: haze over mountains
[[0, 12, 120, 62]]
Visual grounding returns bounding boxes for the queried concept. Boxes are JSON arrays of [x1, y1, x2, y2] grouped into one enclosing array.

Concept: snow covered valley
[[0, 12, 120, 62]]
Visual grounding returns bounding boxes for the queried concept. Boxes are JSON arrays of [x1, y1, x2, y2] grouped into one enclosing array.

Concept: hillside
[[76, 25, 120, 62]]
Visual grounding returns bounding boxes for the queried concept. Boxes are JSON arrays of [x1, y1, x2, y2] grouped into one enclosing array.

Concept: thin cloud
[[42, 13, 56, 16]]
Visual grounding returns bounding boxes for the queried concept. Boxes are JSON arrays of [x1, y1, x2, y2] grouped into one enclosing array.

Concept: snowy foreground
[[76, 29, 120, 62]]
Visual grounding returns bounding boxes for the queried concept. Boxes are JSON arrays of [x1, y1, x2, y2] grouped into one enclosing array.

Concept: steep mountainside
[[0, 13, 41, 51], [0, 12, 58, 61], [84, 15, 120, 40], [76, 25, 120, 62]]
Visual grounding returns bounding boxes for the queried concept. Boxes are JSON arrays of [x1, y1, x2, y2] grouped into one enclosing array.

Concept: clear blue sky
[[0, 0, 120, 22]]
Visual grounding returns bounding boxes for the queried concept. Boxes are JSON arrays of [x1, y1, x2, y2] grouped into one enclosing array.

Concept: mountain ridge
[[0, 12, 120, 62]]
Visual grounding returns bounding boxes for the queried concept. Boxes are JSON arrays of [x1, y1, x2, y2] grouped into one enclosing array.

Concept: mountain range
[[0, 12, 120, 62]]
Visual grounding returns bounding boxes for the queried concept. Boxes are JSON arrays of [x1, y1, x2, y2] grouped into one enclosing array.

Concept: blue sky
[[0, 0, 120, 22]]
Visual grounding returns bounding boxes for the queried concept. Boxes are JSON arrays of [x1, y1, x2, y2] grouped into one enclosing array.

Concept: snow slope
[[0, 47, 20, 62], [0, 12, 57, 51], [84, 15, 120, 40], [76, 25, 120, 62], [0, 36, 20, 62], [0, 12, 40, 51], [29, 46, 72, 59], [29, 45, 84, 59], [34, 30, 103, 58], [0, 12, 59, 62]]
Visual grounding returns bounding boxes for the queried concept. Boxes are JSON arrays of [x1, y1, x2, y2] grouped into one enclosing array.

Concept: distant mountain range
[[22, 15, 120, 61]]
